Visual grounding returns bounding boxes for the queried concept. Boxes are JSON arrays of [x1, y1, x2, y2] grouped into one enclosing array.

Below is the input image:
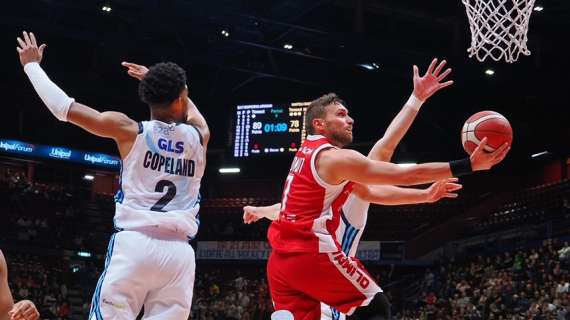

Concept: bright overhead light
[[221, 29, 230, 37], [531, 151, 549, 158], [101, 5, 112, 12], [533, 5, 543, 12], [83, 174, 95, 181], [219, 167, 240, 174], [357, 63, 380, 71], [77, 251, 92, 258], [283, 43, 293, 50], [397, 163, 416, 168], [485, 69, 495, 76]]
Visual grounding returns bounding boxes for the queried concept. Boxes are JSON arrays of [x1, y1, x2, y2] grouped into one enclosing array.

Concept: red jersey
[[268, 135, 352, 253]]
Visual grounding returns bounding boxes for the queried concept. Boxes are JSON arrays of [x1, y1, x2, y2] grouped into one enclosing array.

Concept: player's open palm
[[425, 178, 462, 203], [122, 61, 149, 80], [16, 31, 46, 67], [470, 137, 510, 171], [413, 58, 453, 101]]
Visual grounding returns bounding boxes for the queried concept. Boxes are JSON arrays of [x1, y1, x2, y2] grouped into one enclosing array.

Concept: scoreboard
[[233, 102, 309, 158]]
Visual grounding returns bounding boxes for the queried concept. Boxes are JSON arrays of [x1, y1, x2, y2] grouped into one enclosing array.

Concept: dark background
[[1, 0, 568, 185]]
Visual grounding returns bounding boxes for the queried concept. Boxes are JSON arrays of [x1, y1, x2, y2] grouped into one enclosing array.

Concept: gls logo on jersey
[[158, 139, 184, 154]]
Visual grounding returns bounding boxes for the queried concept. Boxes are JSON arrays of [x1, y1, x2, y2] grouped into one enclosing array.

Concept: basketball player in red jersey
[[266, 59, 510, 320]]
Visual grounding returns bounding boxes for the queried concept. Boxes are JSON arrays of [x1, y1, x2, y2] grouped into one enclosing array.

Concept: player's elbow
[[352, 184, 373, 202], [202, 127, 211, 144]]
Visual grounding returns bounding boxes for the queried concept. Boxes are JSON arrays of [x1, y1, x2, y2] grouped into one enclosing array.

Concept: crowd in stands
[[399, 239, 570, 320], [190, 267, 273, 320], [2, 162, 570, 319], [6, 252, 74, 320]]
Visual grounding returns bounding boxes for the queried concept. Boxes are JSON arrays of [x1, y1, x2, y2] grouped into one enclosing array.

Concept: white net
[[462, 0, 536, 63]]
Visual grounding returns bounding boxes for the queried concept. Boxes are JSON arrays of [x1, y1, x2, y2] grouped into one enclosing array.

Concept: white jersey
[[336, 192, 370, 257], [323, 190, 371, 320], [114, 120, 205, 240]]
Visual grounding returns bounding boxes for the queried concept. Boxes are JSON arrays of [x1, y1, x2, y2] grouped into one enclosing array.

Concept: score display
[[233, 102, 309, 157]]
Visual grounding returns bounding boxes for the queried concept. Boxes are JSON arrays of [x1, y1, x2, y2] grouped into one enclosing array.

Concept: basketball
[[461, 111, 513, 155]]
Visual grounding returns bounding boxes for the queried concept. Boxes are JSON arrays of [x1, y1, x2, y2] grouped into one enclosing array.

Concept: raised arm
[[121, 62, 210, 147], [185, 97, 210, 147], [318, 139, 509, 186], [17, 31, 139, 158], [369, 58, 453, 162]]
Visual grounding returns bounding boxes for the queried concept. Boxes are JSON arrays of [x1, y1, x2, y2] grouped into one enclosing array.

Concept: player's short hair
[[138, 62, 187, 108], [305, 93, 346, 134]]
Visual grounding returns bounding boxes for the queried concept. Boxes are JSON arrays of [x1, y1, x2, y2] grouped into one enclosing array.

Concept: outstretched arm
[[0, 251, 14, 320], [369, 58, 453, 162], [352, 178, 462, 205], [318, 138, 510, 186], [242, 178, 462, 223], [121, 62, 210, 146], [243, 203, 281, 223], [17, 31, 138, 158]]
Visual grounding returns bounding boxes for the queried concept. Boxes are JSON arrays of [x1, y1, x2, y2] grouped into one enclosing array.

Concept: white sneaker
[[271, 310, 294, 320]]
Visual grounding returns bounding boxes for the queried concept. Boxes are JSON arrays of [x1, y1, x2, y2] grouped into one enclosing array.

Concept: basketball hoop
[[462, 0, 536, 63]]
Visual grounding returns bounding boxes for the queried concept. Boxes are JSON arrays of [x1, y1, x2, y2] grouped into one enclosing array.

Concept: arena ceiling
[[0, 0, 569, 177]]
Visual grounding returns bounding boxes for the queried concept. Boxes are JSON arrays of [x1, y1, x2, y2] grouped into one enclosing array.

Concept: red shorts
[[267, 250, 382, 320]]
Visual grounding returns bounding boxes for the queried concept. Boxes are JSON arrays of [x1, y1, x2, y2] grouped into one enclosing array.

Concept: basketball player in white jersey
[[243, 59, 463, 319], [1, 250, 39, 320], [17, 31, 209, 319]]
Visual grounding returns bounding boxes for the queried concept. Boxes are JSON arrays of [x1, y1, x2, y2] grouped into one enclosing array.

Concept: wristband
[[450, 158, 473, 177]]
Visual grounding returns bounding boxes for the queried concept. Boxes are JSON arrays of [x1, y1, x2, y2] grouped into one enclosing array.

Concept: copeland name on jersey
[[114, 120, 205, 239], [142, 139, 196, 177]]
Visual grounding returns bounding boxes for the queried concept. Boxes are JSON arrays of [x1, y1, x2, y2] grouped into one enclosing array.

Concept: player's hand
[[470, 137, 510, 171], [243, 206, 264, 224], [16, 31, 46, 67], [412, 58, 453, 101], [425, 178, 462, 203], [121, 61, 149, 80], [8, 300, 40, 320]]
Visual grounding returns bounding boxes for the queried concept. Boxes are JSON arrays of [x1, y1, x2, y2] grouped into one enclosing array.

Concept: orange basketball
[[461, 111, 513, 155]]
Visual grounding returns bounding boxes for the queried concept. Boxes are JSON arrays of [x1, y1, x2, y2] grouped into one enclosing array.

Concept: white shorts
[[89, 230, 195, 319]]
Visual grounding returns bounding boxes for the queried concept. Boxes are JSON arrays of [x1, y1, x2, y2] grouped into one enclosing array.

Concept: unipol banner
[[355, 241, 381, 261], [196, 241, 381, 261], [0, 138, 120, 169], [196, 241, 271, 260]]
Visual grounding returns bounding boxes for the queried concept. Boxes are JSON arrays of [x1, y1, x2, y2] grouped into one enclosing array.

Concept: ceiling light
[[219, 167, 240, 174], [531, 151, 549, 158]]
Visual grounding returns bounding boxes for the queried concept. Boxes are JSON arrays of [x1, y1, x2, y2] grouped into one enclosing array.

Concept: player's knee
[[350, 292, 391, 320]]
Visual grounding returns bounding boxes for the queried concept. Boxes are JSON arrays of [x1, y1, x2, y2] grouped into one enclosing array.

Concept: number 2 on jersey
[[151, 180, 177, 212]]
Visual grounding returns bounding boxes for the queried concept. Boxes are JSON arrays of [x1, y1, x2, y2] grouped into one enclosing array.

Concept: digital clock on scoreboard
[[232, 102, 309, 158]]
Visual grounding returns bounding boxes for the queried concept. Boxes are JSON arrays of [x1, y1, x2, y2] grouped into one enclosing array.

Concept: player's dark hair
[[305, 93, 346, 135], [138, 62, 187, 109]]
